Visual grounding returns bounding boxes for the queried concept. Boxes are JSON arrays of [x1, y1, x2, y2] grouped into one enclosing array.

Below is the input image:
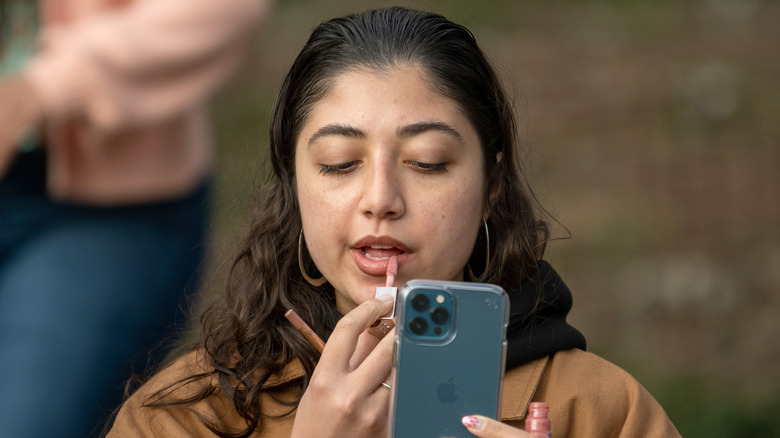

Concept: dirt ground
[[201, 1, 780, 435]]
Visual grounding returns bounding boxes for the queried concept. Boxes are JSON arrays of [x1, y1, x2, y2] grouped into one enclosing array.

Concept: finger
[[350, 319, 395, 368], [349, 324, 382, 369], [352, 325, 396, 391], [462, 415, 532, 438], [361, 377, 393, 434], [320, 297, 394, 368]]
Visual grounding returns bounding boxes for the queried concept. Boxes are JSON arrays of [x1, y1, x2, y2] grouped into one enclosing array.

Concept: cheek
[[297, 176, 329, 251], [297, 176, 317, 230], [448, 171, 485, 224], [297, 178, 352, 264], [421, 177, 485, 256]]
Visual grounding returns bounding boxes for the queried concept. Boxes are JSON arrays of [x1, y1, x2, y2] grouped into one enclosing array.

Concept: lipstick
[[284, 309, 325, 353], [374, 256, 398, 319]]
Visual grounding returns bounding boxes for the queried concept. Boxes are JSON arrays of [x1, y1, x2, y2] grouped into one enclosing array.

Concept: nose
[[359, 158, 405, 219]]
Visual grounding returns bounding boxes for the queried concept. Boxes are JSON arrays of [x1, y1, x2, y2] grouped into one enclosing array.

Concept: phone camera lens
[[411, 293, 430, 311], [430, 306, 449, 325], [409, 317, 428, 335]]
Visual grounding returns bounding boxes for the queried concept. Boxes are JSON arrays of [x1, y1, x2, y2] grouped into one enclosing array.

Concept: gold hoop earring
[[466, 219, 490, 283], [298, 230, 327, 286]]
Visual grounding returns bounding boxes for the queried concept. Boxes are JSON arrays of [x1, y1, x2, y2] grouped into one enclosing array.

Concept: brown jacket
[[108, 349, 680, 437]]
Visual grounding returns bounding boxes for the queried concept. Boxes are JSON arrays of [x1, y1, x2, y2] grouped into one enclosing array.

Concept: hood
[[505, 260, 587, 369]]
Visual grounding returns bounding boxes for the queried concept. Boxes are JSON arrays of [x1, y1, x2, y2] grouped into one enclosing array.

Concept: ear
[[483, 152, 503, 221]]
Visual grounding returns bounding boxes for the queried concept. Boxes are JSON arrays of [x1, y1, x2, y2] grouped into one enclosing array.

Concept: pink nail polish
[[462, 415, 484, 430]]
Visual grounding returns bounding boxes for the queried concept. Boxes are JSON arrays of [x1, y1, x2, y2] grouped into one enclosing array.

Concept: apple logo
[[436, 377, 458, 403]]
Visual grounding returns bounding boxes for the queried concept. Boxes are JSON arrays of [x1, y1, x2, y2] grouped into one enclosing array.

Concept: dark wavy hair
[[143, 7, 547, 437]]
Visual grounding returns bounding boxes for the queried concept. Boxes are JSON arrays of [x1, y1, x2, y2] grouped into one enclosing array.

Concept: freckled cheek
[[420, 185, 484, 256], [297, 181, 317, 224], [298, 184, 353, 264], [298, 184, 330, 243]]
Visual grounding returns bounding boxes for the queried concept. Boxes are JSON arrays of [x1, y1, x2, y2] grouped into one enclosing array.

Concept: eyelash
[[319, 161, 358, 175], [318, 161, 448, 175], [408, 161, 448, 173]]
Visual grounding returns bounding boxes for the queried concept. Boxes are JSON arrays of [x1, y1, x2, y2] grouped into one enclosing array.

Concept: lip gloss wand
[[374, 255, 398, 313], [369, 256, 398, 337], [287, 256, 399, 348], [284, 308, 325, 354], [385, 255, 398, 287]]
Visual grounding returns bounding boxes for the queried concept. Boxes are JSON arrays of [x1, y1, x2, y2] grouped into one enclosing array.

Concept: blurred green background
[[200, 1, 780, 436]]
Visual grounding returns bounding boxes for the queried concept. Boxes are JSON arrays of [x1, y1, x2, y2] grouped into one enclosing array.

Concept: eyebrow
[[397, 121, 464, 144], [306, 120, 465, 148], [308, 124, 366, 147]]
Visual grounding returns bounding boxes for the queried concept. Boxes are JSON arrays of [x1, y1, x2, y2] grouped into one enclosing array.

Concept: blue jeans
[[0, 150, 209, 437]]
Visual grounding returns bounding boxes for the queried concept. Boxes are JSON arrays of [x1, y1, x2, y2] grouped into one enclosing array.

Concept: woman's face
[[295, 66, 487, 314]]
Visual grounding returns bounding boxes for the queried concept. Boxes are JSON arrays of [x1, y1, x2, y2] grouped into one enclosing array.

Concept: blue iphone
[[387, 280, 509, 438]]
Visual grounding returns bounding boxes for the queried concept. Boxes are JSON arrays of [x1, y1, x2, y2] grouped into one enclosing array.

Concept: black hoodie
[[505, 260, 587, 369]]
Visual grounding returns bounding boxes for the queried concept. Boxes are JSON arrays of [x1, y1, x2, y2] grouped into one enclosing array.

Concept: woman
[[108, 7, 679, 437]]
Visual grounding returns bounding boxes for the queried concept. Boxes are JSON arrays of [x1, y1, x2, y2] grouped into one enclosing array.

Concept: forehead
[[298, 66, 477, 142], [324, 67, 437, 107]]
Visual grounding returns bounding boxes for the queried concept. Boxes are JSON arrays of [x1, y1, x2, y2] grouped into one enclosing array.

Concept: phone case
[[387, 280, 509, 438]]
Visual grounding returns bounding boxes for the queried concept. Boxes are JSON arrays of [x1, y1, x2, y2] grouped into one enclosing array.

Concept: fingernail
[[378, 293, 394, 301], [462, 415, 484, 430]]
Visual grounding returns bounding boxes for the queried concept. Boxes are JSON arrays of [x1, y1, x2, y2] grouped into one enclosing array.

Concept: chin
[[359, 288, 379, 303], [334, 283, 377, 312]]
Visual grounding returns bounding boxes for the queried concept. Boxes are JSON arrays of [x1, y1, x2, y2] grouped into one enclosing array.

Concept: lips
[[362, 245, 403, 261], [351, 236, 409, 276]]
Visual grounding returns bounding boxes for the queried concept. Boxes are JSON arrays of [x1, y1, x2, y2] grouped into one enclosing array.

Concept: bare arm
[[22, 0, 270, 130], [0, 76, 43, 175]]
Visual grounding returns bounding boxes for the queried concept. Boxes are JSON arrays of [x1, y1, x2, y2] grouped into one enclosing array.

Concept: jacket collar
[[261, 358, 306, 389], [500, 355, 549, 420]]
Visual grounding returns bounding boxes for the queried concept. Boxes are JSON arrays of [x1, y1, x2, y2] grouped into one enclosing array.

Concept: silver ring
[[381, 382, 391, 390]]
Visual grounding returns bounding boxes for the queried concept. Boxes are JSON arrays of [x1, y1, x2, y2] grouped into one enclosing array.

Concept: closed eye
[[319, 161, 359, 175], [407, 161, 448, 173]]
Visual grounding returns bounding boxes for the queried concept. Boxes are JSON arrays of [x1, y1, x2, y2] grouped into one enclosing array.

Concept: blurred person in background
[[0, 0, 269, 437]]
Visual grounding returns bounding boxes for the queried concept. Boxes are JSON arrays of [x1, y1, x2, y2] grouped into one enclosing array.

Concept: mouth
[[351, 236, 409, 276], [362, 245, 404, 261]]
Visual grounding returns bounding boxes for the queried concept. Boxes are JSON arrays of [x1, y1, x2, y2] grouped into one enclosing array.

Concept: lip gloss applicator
[[369, 256, 398, 337], [286, 257, 399, 347], [375, 255, 398, 317], [385, 255, 398, 288]]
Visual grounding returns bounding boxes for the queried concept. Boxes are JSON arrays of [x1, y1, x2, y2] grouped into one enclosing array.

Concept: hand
[[462, 415, 533, 438], [0, 75, 44, 176], [291, 296, 395, 438]]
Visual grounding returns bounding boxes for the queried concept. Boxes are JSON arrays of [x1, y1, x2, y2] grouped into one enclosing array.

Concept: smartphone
[[387, 280, 509, 438]]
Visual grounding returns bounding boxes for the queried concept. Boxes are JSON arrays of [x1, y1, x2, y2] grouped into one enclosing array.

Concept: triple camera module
[[406, 289, 453, 340]]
